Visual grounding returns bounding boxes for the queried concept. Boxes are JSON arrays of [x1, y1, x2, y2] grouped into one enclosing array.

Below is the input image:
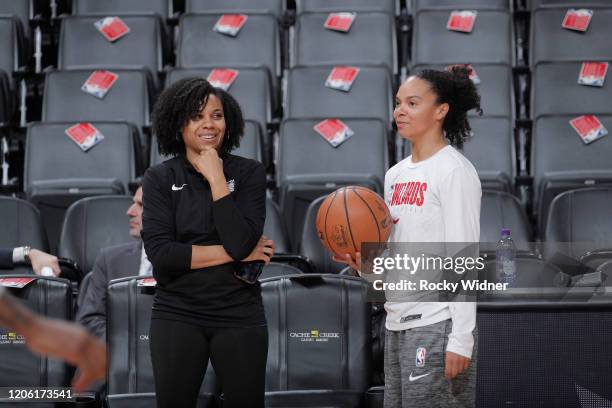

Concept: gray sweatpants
[[384, 319, 477, 408]]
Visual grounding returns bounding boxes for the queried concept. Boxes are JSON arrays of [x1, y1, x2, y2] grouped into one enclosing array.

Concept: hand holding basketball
[[316, 186, 392, 270], [332, 252, 362, 272]]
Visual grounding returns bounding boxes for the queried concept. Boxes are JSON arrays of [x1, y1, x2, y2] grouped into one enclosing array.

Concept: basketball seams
[[352, 187, 382, 244], [342, 187, 359, 256], [316, 186, 392, 260], [323, 190, 338, 254], [355, 186, 392, 236]]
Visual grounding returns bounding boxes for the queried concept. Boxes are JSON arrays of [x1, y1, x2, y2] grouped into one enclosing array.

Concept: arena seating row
[[4, 269, 612, 408], [2, 187, 612, 278], [0, 1, 609, 246], [0, 2, 596, 117], [19, 113, 610, 248], [2, 3, 609, 86]]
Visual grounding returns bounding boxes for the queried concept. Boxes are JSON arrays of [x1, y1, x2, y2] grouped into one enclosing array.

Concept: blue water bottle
[[496, 228, 516, 286]]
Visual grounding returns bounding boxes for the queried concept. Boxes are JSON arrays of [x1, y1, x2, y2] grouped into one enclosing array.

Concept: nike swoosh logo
[[408, 371, 431, 382], [171, 184, 187, 191], [392, 218, 400, 224]]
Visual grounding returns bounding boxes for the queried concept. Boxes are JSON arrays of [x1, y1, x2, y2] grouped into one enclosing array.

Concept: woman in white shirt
[[336, 66, 482, 407]]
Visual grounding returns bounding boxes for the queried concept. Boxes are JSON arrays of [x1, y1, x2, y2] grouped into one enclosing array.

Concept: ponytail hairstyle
[[416, 66, 483, 149]]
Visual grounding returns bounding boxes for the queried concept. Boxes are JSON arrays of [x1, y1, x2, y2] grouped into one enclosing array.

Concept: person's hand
[[191, 147, 225, 184], [244, 236, 275, 264], [332, 252, 362, 274], [25, 317, 106, 392], [445, 351, 470, 379], [29, 249, 61, 277]]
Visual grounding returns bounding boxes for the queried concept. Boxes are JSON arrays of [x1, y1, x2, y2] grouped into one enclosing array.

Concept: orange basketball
[[315, 186, 393, 259]]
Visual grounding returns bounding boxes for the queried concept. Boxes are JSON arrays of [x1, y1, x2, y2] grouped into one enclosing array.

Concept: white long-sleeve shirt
[[384, 145, 481, 358]]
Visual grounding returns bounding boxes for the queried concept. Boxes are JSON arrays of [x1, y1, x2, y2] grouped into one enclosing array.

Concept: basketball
[[315, 186, 393, 259]]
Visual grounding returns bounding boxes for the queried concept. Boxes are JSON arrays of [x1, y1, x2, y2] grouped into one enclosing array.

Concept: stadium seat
[[0, 16, 25, 115], [299, 195, 346, 274], [0, 1, 30, 52], [150, 120, 263, 167], [532, 62, 612, 119], [265, 198, 316, 274], [531, 115, 612, 233], [58, 195, 134, 274], [0, 196, 48, 252], [409, 0, 510, 11], [148, 135, 171, 167], [285, 65, 394, 123], [529, 0, 612, 9], [42, 69, 152, 128], [481, 258, 569, 288], [264, 198, 290, 255], [76, 271, 92, 311], [25, 122, 139, 195], [232, 120, 264, 163], [0, 264, 34, 277], [107, 394, 214, 408], [260, 262, 304, 280], [403, 117, 515, 192], [544, 188, 612, 274], [0, 14, 25, 92], [366, 386, 385, 408], [296, 0, 399, 15], [186, 0, 285, 17], [167, 67, 273, 140], [42, 69, 153, 153], [530, 8, 612, 66], [261, 274, 371, 407], [0, 1, 30, 31], [411, 10, 513, 66], [480, 190, 532, 255], [278, 118, 389, 249], [0, 70, 9, 123], [0, 16, 20, 117], [107, 277, 217, 408], [461, 117, 515, 192], [72, 0, 172, 18], [58, 15, 167, 88], [410, 64, 514, 119], [0, 276, 72, 405], [177, 13, 280, 92], [0, 2, 29, 103], [291, 12, 397, 74], [0, 70, 10, 124], [25, 122, 139, 252]]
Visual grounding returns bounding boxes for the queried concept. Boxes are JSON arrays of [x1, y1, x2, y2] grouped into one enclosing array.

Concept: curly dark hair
[[152, 77, 245, 157], [416, 66, 482, 149]]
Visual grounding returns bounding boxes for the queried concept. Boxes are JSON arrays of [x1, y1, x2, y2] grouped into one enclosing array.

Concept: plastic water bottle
[[496, 228, 516, 286]]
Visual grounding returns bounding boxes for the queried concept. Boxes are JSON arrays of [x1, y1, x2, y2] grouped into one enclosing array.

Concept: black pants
[[150, 318, 268, 408]]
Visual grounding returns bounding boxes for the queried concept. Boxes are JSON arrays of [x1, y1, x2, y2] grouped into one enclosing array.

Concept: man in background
[[77, 185, 151, 340]]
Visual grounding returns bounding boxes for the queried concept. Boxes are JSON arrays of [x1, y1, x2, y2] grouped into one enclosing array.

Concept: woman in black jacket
[[142, 78, 274, 408]]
